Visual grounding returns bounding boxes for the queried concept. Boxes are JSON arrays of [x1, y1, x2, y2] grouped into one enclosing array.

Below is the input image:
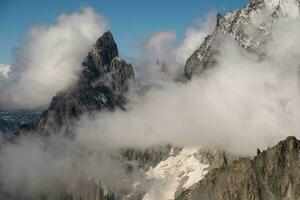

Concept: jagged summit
[[176, 136, 300, 200], [184, 0, 300, 78], [82, 31, 119, 82], [20, 31, 134, 136]]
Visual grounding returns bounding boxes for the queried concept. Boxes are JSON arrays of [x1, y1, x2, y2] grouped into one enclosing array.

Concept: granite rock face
[[20, 31, 134, 136], [184, 0, 300, 78], [176, 136, 300, 200]]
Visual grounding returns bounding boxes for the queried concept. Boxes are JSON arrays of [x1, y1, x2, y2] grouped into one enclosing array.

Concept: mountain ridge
[[184, 0, 300, 78], [2, 0, 300, 199], [176, 136, 300, 200]]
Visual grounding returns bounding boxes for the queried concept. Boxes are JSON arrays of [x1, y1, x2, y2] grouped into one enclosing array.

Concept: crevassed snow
[[143, 148, 209, 200]]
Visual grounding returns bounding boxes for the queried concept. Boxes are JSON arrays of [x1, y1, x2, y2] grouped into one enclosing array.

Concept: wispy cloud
[[0, 7, 108, 109], [137, 12, 217, 79]]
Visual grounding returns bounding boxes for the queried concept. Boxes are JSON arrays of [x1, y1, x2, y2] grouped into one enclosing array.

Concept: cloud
[[2, 8, 300, 200], [138, 12, 217, 79], [0, 7, 108, 109], [144, 31, 177, 63], [175, 12, 217, 64], [0, 135, 142, 199], [74, 17, 300, 155], [0, 64, 10, 78]]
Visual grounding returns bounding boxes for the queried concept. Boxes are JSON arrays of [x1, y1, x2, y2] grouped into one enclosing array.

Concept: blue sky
[[0, 0, 248, 64]]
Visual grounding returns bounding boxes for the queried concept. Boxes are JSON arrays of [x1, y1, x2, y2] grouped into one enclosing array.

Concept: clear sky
[[0, 0, 248, 64]]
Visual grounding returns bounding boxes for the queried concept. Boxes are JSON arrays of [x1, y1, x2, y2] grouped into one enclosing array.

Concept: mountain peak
[[93, 31, 118, 59], [82, 31, 119, 82], [97, 31, 114, 42], [184, 0, 300, 79], [19, 31, 134, 136]]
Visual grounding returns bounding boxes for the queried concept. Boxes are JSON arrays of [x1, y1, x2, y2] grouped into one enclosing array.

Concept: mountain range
[[1, 0, 300, 199]]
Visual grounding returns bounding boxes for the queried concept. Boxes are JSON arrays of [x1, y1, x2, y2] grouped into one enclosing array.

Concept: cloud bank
[[0, 7, 108, 109], [0, 135, 142, 199], [75, 17, 300, 155]]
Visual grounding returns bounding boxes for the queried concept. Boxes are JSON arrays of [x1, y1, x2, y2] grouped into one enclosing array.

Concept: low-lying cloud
[[75, 17, 300, 155], [0, 7, 108, 109], [0, 135, 142, 199]]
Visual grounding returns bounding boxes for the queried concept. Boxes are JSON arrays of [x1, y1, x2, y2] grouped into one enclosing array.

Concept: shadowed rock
[[19, 31, 134, 136]]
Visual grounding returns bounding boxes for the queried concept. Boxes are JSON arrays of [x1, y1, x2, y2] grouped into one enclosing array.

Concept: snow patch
[[143, 148, 209, 200]]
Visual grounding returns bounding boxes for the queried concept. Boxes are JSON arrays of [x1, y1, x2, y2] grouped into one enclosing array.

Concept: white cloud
[[145, 31, 177, 63], [74, 18, 300, 155], [139, 12, 217, 79], [175, 12, 217, 64], [0, 7, 108, 109], [0, 135, 140, 198], [0, 64, 10, 78]]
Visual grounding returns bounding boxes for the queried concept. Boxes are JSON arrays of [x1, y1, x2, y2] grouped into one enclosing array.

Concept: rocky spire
[[20, 31, 134, 136], [81, 31, 119, 82]]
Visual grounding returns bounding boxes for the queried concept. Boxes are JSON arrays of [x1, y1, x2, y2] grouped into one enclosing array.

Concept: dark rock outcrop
[[20, 31, 134, 136], [176, 136, 300, 200]]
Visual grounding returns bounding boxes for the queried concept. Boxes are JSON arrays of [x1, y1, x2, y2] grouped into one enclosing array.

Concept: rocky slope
[[184, 0, 300, 78], [19, 31, 134, 136], [176, 136, 300, 200]]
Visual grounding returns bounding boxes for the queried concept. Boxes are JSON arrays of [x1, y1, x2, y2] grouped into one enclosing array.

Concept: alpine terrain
[[1, 0, 300, 199]]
